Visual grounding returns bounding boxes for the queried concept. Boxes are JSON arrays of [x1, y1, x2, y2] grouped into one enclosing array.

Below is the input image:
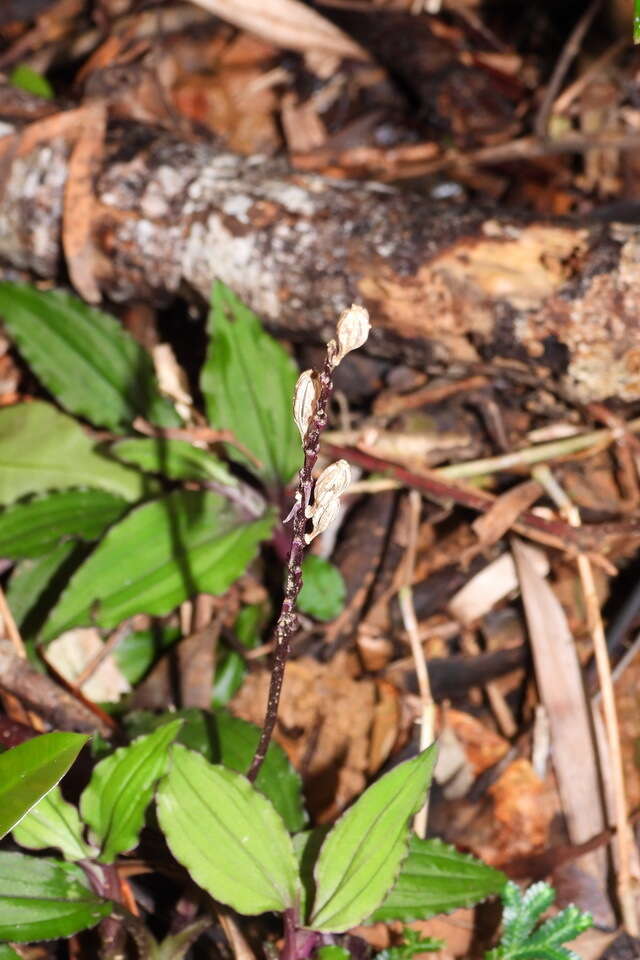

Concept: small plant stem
[[534, 466, 639, 936], [281, 908, 299, 960], [217, 907, 257, 960], [247, 358, 334, 783], [397, 489, 435, 838]]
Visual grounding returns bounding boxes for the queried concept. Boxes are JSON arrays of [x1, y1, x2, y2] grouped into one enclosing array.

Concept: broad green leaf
[[9, 64, 54, 99], [201, 281, 302, 487], [371, 836, 507, 923], [124, 708, 305, 833], [293, 827, 330, 921], [309, 745, 437, 932], [213, 604, 264, 707], [156, 745, 299, 914], [0, 284, 181, 430], [114, 626, 180, 686], [0, 489, 127, 558], [42, 491, 275, 642], [80, 720, 182, 863], [298, 555, 346, 621], [0, 852, 111, 941], [0, 732, 88, 840], [112, 437, 237, 486], [6, 542, 87, 637], [212, 711, 305, 832], [0, 402, 147, 505], [13, 785, 95, 862]]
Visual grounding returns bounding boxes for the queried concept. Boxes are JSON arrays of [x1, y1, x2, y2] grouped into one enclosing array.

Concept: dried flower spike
[[293, 369, 320, 441], [329, 304, 370, 368]]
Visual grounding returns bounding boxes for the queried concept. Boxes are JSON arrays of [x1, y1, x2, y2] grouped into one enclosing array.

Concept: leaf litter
[[1, 0, 640, 954]]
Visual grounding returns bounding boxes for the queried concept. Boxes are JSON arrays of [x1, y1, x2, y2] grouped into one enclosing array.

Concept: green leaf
[[635, 0, 640, 43], [42, 491, 275, 642], [201, 281, 302, 487], [486, 882, 592, 960], [213, 711, 305, 832], [124, 708, 306, 833], [293, 827, 330, 921], [114, 625, 180, 686], [6, 541, 82, 631], [156, 918, 212, 960], [309, 745, 437, 932], [9, 64, 54, 99], [298, 555, 346, 621], [0, 852, 112, 941], [112, 437, 237, 486], [0, 402, 147, 505], [0, 489, 127, 558], [213, 604, 264, 707], [156, 744, 299, 915], [80, 720, 182, 863], [0, 732, 88, 840], [501, 882, 555, 950], [0, 284, 181, 430], [12, 785, 95, 862], [371, 836, 507, 923], [316, 948, 350, 960]]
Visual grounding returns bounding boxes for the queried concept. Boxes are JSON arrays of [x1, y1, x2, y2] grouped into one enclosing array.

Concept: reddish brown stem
[[247, 359, 334, 783]]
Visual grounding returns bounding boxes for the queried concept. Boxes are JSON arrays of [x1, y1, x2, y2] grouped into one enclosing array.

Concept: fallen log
[[0, 99, 638, 403]]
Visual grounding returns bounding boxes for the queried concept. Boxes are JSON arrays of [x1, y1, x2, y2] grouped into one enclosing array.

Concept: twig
[[247, 307, 370, 782], [533, 466, 638, 936], [535, 0, 603, 139], [322, 442, 622, 562], [435, 416, 640, 480], [552, 37, 628, 117], [0, 583, 26, 658], [397, 490, 435, 838]]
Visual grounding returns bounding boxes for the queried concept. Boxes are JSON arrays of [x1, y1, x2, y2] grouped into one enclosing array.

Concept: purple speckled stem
[[247, 357, 333, 783]]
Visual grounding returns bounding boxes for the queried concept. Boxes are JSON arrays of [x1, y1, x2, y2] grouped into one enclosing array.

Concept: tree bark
[[1, 102, 639, 403]]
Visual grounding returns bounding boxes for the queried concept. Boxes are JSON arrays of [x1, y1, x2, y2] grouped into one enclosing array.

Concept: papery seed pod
[[293, 369, 320, 441], [304, 460, 351, 542], [312, 459, 352, 507], [330, 304, 370, 367], [304, 494, 341, 544]]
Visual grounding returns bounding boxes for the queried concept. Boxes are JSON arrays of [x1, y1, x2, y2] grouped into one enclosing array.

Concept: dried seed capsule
[[330, 304, 371, 367], [304, 493, 341, 544], [312, 459, 351, 507], [293, 369, 320, 441], [304, 459, 351, 543]]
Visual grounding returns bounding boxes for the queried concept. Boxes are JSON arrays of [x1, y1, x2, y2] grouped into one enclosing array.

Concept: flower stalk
[[247, 306, 370, 782]]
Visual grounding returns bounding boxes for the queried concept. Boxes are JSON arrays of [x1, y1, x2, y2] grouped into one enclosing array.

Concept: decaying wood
[[1, 101, 639, 402], [0, 638, 112, 735]]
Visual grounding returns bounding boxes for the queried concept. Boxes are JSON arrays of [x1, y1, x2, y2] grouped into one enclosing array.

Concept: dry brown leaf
[[483, 758, 555, 865], [46, 628, 130, 703], [230, 651, 375, 819], [448, 544, 549, 626], [186, 0, 368, 60], [472, 479, 543, 548], [444, 708, 509, 775], [511, 536, 612, 916]]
